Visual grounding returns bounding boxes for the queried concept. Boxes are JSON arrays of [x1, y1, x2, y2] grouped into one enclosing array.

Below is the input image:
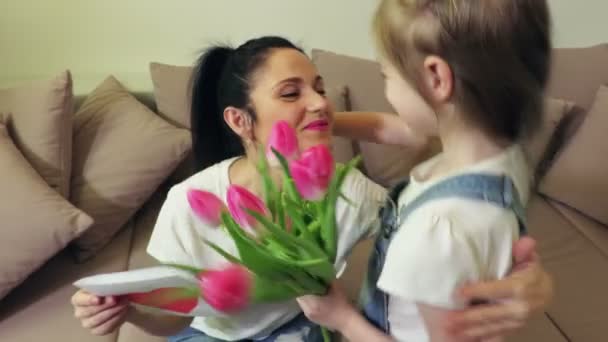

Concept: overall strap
[[389, 179, 409, 203], [378, 179, 409, 237], [398, 174, 527, 236]]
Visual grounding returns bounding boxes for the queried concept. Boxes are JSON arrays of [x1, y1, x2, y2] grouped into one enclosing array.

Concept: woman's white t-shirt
[[377, 145, 531, 341], [147, 157, 387, 340]]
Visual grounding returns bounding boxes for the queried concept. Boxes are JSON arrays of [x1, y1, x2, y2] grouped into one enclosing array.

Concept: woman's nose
[[306, 90, 330, 114]]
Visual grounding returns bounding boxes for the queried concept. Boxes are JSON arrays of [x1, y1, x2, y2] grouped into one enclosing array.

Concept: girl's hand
[[71, 290, 130, 336], [446, 237, 554, 341], [297, 282, 357, 331]]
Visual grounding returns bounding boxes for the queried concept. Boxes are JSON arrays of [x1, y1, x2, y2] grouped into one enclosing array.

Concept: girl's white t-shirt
[[147, 157, 387, 341], [378, 145, 530, 342]]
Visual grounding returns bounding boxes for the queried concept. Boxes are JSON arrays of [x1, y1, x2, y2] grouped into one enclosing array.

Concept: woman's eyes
[[281, 92, 299, 98], [279, 88, 326, 99], [280, 86, 299, 98]]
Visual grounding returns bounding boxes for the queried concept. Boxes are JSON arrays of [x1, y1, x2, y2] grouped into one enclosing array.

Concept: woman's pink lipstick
[[304, 120, 329, 131]]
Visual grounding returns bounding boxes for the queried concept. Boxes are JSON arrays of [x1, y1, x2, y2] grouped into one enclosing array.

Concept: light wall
[[0, 0, 606, 94], [0, 0, 378, 93], [550, 0, 608, 48]]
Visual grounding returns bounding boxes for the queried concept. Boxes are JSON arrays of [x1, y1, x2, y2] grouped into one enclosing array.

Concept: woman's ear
[[421, 55, 454, 104], [224, 106, 253, 141]]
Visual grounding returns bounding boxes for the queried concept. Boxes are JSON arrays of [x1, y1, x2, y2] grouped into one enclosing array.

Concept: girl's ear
[[421, 55, 454, 104]]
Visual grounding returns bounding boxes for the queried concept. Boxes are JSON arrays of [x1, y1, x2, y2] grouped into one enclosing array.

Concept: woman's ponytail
[[190, 46, 243, 170]]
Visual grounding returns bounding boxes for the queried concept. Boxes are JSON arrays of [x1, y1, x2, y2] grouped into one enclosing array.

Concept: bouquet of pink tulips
[[183, 120, 360, 307], [75, 121, 358, 340]]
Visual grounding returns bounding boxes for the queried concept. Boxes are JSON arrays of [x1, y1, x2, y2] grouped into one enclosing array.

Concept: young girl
[[298, 1, 552, 341]]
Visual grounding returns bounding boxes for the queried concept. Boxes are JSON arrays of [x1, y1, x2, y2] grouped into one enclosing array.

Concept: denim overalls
[[360, 173, 528, 334]]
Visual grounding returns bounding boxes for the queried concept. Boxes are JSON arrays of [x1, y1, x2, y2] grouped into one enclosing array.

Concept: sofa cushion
[[525, 98, 574, 168], [70, 76, 192, 262], [0, 224, 133, 342], [149, 62, 192, 129], [509, 315, 568, 342], [547, 44, 608, 111], [0, 71, 74, 197], [527, 195, 608, 342], [0, 120, 92, 300], [549, 199, 608, 258], [524, 97, 577, 182], [540, 86, 608, 226]]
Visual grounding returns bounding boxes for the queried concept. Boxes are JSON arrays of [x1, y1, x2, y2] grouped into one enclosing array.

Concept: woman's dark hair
[[190, 36, 303, 170]]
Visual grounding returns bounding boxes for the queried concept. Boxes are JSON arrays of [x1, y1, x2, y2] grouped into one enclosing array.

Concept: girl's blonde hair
[[373, 0, 551, 141]]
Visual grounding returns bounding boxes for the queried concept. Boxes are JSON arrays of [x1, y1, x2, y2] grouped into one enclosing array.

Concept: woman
[[71, 36, 552, 342]]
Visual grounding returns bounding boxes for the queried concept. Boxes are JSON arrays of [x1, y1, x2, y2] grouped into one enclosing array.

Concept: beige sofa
[[1, 44, 607, 342]]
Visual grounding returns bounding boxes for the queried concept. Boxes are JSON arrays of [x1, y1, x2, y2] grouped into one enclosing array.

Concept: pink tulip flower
[[266, 120, 299, 166], [187, 189, 226, 227], [199, 264, 251, 313], [289, 145, 335, 201], [227, 185, 270, 231]]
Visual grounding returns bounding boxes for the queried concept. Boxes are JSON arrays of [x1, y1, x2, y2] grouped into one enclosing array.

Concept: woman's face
[[248, 48, 333, 153]]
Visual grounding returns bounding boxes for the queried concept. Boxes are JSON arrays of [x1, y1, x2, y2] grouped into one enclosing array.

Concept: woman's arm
[[445, 237, 553, 340], [333, 111, 427, 147]]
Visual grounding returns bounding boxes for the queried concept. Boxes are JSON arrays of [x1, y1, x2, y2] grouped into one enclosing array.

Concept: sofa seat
[[527, 195, 608, 342], [116, 185, 169, 342], [0, 223, 134, 342], [4, 182, 605, 342], [0, 183, 171, 342]]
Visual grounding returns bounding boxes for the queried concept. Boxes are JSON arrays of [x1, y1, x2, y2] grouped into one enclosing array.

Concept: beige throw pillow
[[70, 76, 192, 262], [149, 62, 193, 129], [0, 71, 74, 197], [547, 44, 608, 111], [540, 85, 608, 226], [523, 98, 578, 182], [0, 119, 93, 299]]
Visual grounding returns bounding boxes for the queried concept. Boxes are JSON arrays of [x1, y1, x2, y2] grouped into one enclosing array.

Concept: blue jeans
[[168, 313, 328, 342]]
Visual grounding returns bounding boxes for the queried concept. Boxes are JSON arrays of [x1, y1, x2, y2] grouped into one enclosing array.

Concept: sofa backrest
[[313, 44, 608, 113], [546, 44, 608, 111], [312, 45, 607, 187]]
